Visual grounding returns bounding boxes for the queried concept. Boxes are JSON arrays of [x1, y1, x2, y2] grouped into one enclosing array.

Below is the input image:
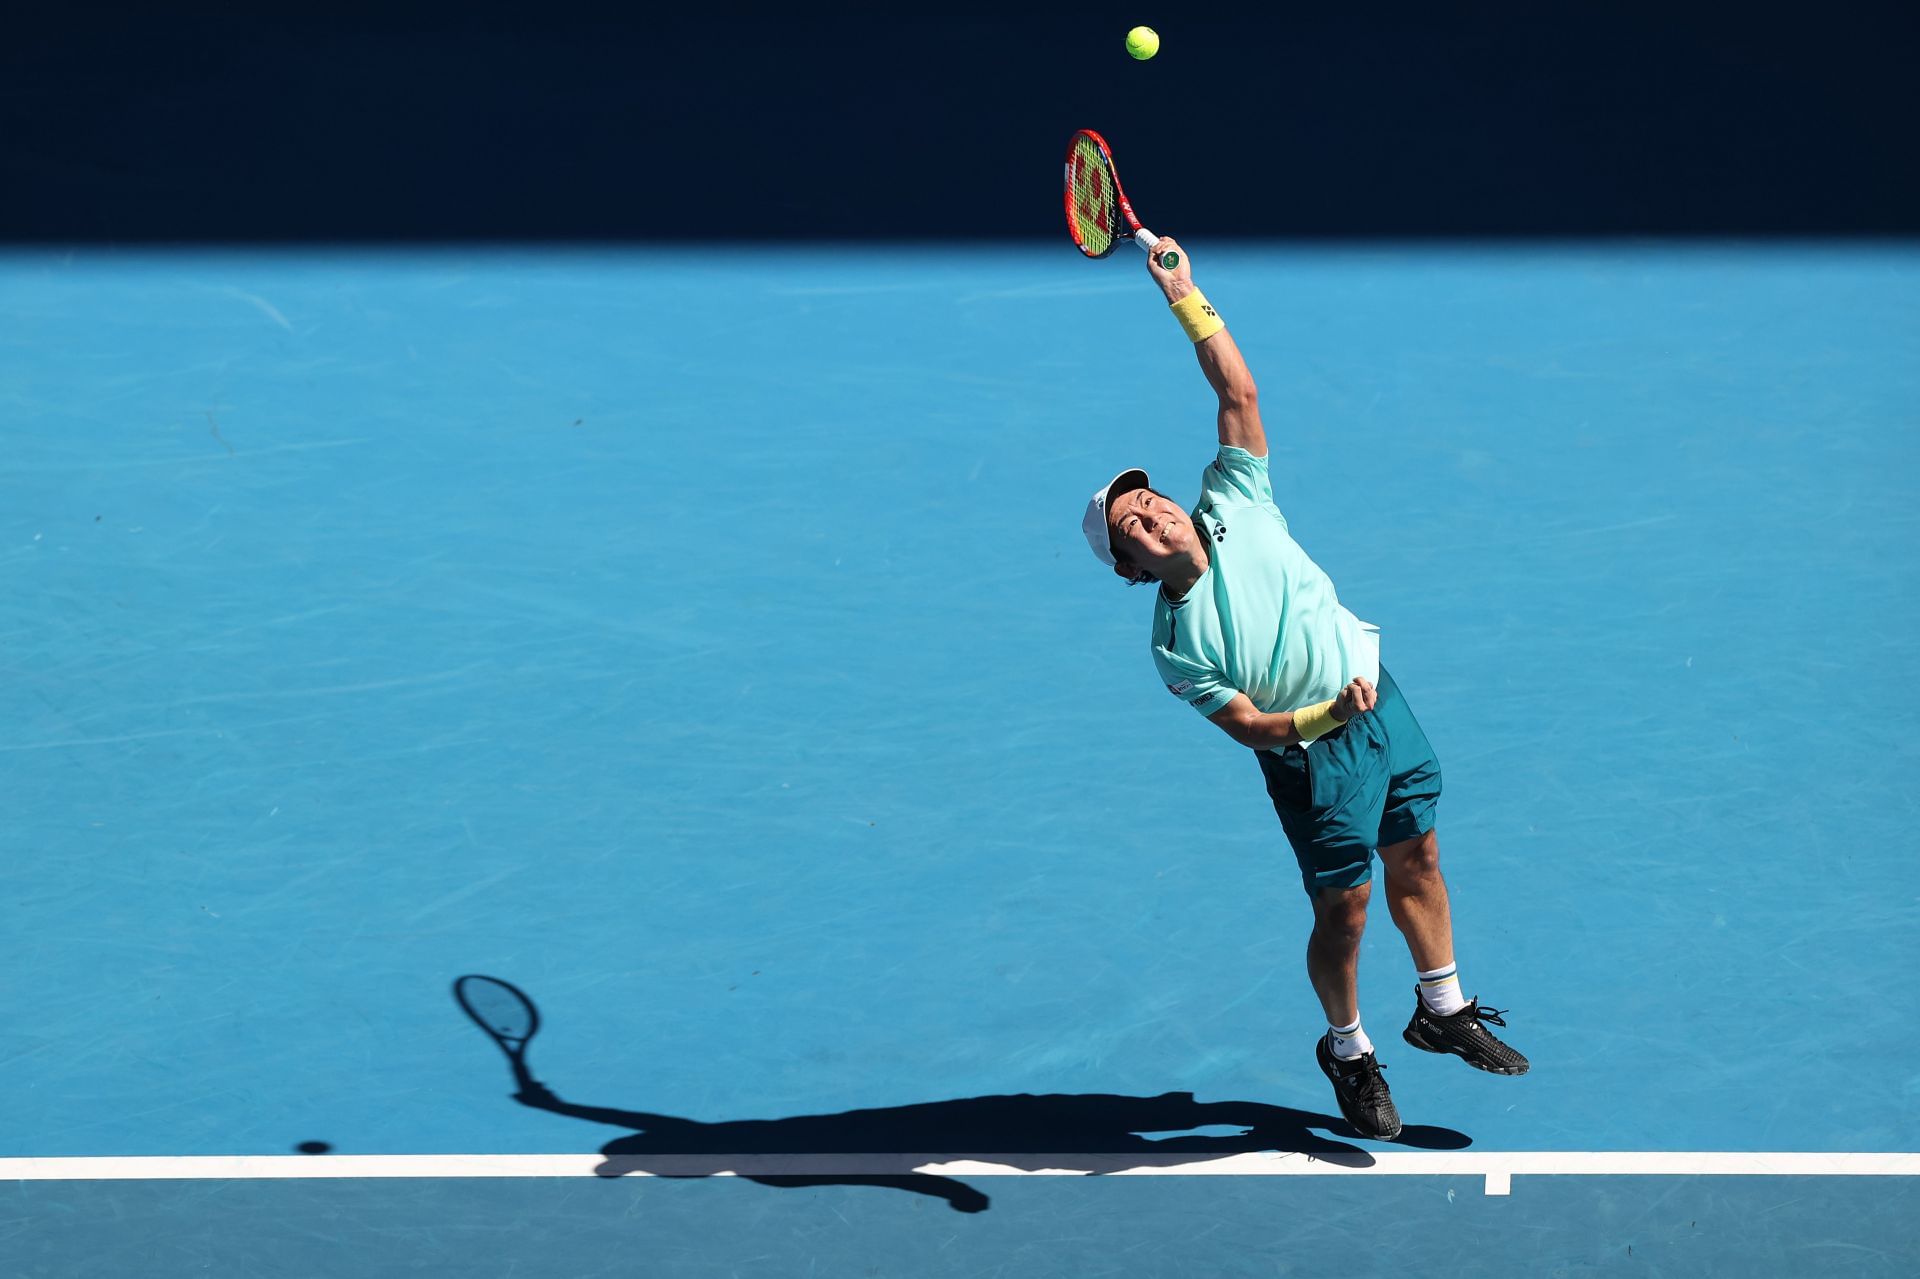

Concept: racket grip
[[1132, 227, 1180, 271]]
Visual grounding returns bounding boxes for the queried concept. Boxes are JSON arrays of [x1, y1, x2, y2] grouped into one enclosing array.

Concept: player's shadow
[[463, 977, 1470, 1214]]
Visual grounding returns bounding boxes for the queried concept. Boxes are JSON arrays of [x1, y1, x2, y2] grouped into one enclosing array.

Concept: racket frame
[[1063, 129, 1180, 270]]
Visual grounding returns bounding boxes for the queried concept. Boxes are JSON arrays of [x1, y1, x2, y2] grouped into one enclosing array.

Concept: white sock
[[1417, 963, 1468, 1015], [1327, 1017, 1373, 1060]]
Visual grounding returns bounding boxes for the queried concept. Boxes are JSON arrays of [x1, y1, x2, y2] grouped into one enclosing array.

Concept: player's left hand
[[1332, 677, 1377, 722]]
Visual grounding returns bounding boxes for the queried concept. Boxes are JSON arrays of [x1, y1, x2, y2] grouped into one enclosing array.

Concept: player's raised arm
[[1145, 238, 1266, 458]]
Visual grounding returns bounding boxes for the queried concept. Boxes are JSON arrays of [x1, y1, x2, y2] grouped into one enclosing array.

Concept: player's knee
[[1312, 885, 1370, 943], [1386, 830, 1442, 884]]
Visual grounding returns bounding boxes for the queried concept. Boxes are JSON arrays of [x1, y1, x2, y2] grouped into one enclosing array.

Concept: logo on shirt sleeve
[[1167, 680, 1194, 697]]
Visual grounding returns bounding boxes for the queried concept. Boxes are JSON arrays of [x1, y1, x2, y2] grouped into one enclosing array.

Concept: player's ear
[[1112, 560, 1149, 585]]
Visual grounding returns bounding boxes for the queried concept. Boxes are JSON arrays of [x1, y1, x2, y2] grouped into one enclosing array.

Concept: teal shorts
[[1254, 665, 1441, 897]]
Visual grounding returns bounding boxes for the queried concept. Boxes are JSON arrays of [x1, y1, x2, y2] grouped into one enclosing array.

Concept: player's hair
[[1112, 550, 1153, 586]]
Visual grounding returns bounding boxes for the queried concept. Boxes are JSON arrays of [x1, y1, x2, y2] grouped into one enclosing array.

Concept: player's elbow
[[1218, 377, 1257, 412], [1208, 703, 1262, 748], [1221, 721, 1260, 749]]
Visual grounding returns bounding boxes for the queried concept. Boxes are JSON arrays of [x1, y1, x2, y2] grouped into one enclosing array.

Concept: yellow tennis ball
[[1125, 26, 1159, 60]]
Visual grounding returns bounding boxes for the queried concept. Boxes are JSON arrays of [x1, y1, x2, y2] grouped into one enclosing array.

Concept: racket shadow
[[454, 975, 1472, 1214]]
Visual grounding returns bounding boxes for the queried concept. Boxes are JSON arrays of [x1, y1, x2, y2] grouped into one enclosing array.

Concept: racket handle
[[1132, 227, 1180, 271]]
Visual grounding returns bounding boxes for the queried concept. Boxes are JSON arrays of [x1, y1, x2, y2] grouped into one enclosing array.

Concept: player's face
[[1107, 487, 1196, 574]]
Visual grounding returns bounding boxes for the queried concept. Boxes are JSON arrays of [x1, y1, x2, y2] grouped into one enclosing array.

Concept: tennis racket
[[453, 974, 540, 1090], [1063, 129, 1179, 270]]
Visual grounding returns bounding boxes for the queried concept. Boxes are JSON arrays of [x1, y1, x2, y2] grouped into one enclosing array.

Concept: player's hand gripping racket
[[454, 974, 542, 1095], [1063, 129, 1179, 269]]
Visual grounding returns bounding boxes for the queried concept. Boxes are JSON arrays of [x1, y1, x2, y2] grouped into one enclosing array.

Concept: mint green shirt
[[1151, 446, 1380, 748]]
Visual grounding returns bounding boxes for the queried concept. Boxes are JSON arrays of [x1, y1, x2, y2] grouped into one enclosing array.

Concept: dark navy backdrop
[[6, 0, 1916, 241]]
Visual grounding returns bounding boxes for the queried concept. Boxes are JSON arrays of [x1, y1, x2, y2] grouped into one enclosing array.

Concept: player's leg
[[1370, 668, 1529, 1075], [1304, 878, 1400, 1138], [1306, 879, 1400, 1139], [1256, 742, 1383, 1035], [1257, 744, 1401, 1139]]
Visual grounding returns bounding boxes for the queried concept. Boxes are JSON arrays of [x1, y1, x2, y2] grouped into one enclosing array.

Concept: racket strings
[[1067, 138, 1116, 256]]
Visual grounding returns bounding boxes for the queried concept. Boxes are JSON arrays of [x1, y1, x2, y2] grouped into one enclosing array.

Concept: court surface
[[4, 243, 1917, 1275]]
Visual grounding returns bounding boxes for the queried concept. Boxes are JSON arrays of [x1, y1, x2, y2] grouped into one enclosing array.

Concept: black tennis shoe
[[1315, 1034, 1402, 1140], [1402, 991, 1530, 1075]]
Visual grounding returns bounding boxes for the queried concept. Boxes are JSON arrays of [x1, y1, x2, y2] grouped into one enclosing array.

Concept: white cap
[[1081, 467, 1151, 569]]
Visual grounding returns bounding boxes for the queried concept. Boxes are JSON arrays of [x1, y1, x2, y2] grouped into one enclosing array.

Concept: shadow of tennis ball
[[295, 1141, 333, 1154]]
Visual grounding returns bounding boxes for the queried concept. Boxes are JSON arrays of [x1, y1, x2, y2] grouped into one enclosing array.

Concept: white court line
[[3, 1152, 1917, 1197]]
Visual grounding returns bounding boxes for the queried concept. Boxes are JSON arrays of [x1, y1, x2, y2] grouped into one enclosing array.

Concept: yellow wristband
[[1169, 289, 1225, 343], [1291, 699, 1343, 743]]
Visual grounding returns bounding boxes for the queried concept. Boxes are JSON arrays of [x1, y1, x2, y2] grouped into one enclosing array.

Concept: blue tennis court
[[4, 242, 1917, 1275]]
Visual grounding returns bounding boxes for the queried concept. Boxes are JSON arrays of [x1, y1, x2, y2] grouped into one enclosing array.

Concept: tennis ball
[[1125, 26, 1159, 61]]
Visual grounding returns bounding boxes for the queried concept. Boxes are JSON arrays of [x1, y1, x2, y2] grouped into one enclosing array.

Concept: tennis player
[[1081, 238, 1528, 1140]]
